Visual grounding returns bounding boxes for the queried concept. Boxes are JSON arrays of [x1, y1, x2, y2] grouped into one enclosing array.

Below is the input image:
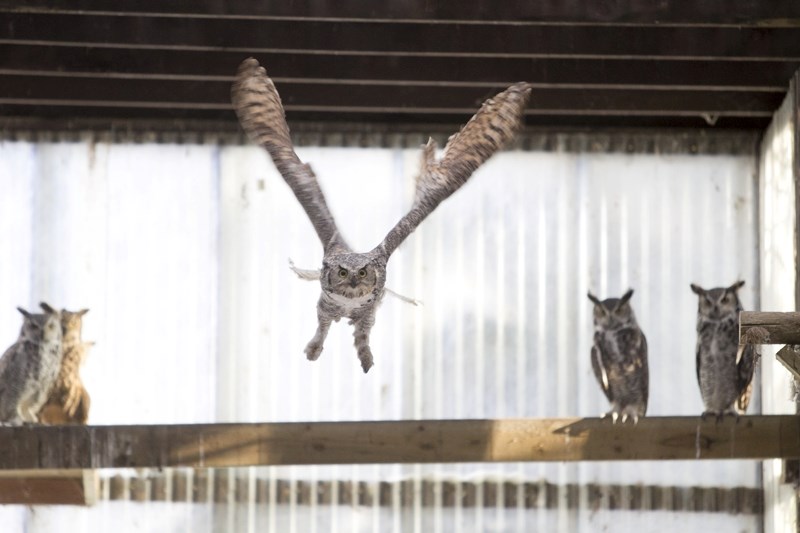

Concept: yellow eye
[[338, 268, 348, 278], [358, 268, 367, 277]]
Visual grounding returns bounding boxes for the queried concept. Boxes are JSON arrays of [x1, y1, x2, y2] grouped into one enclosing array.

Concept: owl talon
[[358, 349, 374, 373], [304, 342, 323, 361]]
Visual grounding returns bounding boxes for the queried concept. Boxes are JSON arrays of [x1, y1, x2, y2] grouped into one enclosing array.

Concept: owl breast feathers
[[691, 281, 758, 420], [587, 289, 649, 424], [232, 58, 531, 373]]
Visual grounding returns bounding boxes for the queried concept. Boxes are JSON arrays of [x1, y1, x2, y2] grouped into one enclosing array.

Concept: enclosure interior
[[0, 112, 793, 531]]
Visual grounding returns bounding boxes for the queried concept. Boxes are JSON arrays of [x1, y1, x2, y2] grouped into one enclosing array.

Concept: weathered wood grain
[[740, 311, 800, 344], [776, 345, 800, 380], [0, 417, 797, 470]]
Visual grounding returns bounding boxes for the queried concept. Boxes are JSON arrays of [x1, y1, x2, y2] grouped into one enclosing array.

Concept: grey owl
[[38, 306, 93, 425], [0, 303, 63, 424], [587, 289, 649, 423], [232, 58, 531, 373], [691, 280, 757, 421]]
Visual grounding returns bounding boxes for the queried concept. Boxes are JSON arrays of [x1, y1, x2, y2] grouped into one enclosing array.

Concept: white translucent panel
[[0, 137, 762, 532]]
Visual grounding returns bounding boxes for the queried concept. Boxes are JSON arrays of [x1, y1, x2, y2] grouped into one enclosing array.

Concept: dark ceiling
[[2, 1, 800, 133]]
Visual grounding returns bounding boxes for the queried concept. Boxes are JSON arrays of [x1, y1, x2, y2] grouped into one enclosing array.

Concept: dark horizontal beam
[[0, 44, 793, 91], [0, 74, 781, 115], [0, 417, 797, 470], [3, 13, 800, 59], [0, 108, 772, 131], [3, 0, 800, 26]]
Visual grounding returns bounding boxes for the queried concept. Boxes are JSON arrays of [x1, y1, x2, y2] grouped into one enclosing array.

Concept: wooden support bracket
[[776, 345, 800, 381], [0, 417, 798, 471]]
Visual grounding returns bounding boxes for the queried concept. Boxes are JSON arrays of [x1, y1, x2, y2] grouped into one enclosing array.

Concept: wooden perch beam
[[0, 417, 798, 470], [740, 311, 800, 344]]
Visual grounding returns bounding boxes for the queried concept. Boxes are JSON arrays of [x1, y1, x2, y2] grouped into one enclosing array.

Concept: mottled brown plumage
[[0, 304, 62, 425], [38, 306, 92, 425], [587, 289, 649, 424], [691, 281, 758, 421], [232, 57, 530, 372]]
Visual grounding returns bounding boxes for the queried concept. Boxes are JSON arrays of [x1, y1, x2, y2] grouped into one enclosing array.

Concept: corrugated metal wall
[[0, 134, 762, 532]]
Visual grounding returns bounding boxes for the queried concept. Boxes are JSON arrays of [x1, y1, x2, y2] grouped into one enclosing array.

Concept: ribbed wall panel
[[0, 137, 761, 532]]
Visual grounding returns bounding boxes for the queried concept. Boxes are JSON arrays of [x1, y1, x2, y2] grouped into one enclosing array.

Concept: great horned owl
[[691, 280, 757, 421], [0, 304, 63, 424], [38, 306, 92, 425], [587, 289, 649, 423], [232, 58, 531, 373]]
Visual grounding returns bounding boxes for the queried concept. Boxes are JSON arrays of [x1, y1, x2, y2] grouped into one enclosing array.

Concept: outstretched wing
[[375, 83, 531, 258], [232, 58, 349, 254]]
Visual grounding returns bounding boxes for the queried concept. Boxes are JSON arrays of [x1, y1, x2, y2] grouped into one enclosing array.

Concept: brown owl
[[38, 306, 93, 425]]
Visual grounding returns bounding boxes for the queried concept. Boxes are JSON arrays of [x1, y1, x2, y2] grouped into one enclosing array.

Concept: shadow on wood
[[0, 417, 798, 470]]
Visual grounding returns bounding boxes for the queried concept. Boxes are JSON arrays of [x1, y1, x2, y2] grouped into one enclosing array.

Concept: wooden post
[[740, 311, 800, 344], [0, 417, 797, 471]]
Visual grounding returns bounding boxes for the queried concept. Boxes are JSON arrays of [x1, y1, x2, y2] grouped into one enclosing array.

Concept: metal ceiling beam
[[3, 12, 800, 60], [0, 74, 781, 115], [0, 44, 793, 91], [3, 0, 800, 26]]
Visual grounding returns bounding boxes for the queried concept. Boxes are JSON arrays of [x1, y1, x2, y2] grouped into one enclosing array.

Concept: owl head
[[17, 303, 62, 343], [690, 280, 744, 320], [43, 303, 89, 343], [322, 253, 382, 298], [587, 289, 637, 329]]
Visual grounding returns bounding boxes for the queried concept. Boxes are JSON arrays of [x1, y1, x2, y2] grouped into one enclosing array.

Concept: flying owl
[[691, 280, 758, 421], [38, 306, 93, 425], [0, 304, 63, 425], [587, 289, 649, 423], [232, 58, 531, 373]]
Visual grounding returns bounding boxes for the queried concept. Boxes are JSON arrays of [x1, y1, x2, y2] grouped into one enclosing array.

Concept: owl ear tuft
[[728, 280, 745, 292], [77, 308, 90, 317], [16, 307, 32, 318], [587, 292, 602, 306], [619, 289, 634, 305], [690, 283, 705, 295], [39, 302, 58, 314]]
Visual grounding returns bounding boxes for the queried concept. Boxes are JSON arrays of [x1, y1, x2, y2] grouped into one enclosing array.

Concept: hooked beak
[[349, 278, 359, 288]]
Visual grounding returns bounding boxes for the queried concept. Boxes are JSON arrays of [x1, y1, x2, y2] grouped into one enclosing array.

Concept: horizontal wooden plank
[[740, 311, 800, 344], [3, 12, 800, 59], [0, 74, 781, 114], [0, 43, 793, 91], [0, 417, 797, 470], [3, 0, 800, 26], [0, 469, 96, 505]]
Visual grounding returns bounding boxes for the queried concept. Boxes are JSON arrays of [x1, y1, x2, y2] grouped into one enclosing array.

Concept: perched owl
[[587, 289, 649, 423], [38, 306, 93, 425], [0, 304, 63, 425], [232, 58, 531, 373], [691, 280, 757, 421]]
